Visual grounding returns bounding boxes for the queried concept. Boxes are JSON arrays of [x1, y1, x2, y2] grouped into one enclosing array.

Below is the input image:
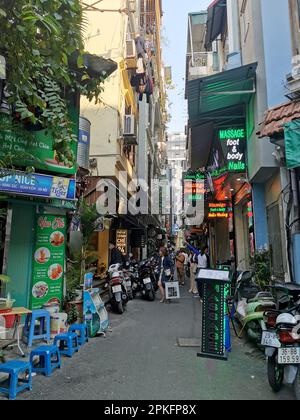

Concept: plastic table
[[0, 307, 32, 357]]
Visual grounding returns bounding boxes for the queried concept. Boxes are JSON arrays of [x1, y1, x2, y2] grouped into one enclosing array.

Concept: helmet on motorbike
[[276, 313, 297, 327]]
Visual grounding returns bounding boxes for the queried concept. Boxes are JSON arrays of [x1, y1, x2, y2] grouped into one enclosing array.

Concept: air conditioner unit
[[124, 115, 135, 135], [126, 40, 136, 59], [125, 39, 137, 70], [123, 115, 138, 145], [128, 0, 136, 13]]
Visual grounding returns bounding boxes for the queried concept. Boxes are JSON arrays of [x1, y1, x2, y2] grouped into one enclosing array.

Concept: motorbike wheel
[[246, 321, 262, 344], [294, 368, 300, 400], [117, 301, 124, 315], [267, 355, 284, 393], [148, 290, 155, 302]]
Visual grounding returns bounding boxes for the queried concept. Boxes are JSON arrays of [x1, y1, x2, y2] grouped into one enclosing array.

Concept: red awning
[[258, 101, 300, 138]]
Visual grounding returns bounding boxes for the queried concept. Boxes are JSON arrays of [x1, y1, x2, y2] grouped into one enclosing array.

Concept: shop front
[[187, 63, 258, 270], [0, 173, 76, 309]]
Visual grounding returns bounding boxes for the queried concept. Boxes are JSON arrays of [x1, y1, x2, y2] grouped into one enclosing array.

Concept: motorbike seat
[[240, 271, 253, 282], [274, 282, 300, 291]]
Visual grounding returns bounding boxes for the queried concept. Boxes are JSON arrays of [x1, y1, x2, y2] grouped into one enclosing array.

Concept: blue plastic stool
[[68, 324, 89, 347], [54, 332, 79, 358], [0, 361, 32, 400], [30, 345, 61, 377], [23, 309, 51, 348]]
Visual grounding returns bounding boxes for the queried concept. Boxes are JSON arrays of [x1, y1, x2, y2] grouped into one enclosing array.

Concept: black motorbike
[[139, 260, 156, 301]]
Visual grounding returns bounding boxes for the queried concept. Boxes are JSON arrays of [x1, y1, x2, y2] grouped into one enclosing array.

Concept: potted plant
[[250, 248, 272, 290]]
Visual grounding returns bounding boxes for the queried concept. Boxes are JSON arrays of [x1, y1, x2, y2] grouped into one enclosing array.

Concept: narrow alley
[[20, 290, 295, 401]]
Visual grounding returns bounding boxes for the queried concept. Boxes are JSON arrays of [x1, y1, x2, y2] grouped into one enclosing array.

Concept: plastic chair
[[23, 309, 51, 348], [68, 324, 89, 347], [0, 361, 32, 400], [30, 345, 61, 377], [54, 332, 79, 358]]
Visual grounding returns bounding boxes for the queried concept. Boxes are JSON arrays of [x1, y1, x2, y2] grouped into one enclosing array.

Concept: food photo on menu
[[50, 231, 65, 247]]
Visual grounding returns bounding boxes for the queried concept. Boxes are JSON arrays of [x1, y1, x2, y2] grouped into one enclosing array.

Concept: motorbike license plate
[[143, 278, 152, 285], [278, 347, 300, 365], [112, 285, 122, 293], [261, 331, 281, 348]]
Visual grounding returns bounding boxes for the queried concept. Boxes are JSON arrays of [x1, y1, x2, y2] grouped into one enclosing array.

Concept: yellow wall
[[80, 0, 135, 178]]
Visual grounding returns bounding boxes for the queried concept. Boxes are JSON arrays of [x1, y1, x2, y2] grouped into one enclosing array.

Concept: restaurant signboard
[[31, 215, 66, 310], [0, 111, 78, 175], [0, 172, 76, 201], [116, 230, 128, 256]]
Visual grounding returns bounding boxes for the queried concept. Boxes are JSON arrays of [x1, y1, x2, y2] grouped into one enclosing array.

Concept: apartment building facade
[[80, 0, 166, 265], [185, 0, 300, 281]]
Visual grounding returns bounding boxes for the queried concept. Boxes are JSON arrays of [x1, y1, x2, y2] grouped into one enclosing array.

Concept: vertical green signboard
[[196, 269, 231, 361], [31, 214, 66, 310]]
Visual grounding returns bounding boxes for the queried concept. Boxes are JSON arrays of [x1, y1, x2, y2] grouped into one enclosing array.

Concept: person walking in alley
[[189, 252, 198, 295], [196, 246, 209, 301], [109, 242, 124, 266], [176, 249, 186, 286], [158, 247, 174, 303]]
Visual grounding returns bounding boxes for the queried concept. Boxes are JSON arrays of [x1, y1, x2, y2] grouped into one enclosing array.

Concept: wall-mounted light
[[103, 216, 112, 230]]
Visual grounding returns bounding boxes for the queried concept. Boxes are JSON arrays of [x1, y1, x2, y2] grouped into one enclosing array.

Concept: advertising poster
[[30, 214, 66, 310], [0, 172, 76, 200], [116, 230, 128, 256]]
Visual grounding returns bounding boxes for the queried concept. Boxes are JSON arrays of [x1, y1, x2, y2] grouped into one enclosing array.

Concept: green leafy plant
[[0, 274, 10, 284], [0, 0, 106, 166], [250, 249, 272, 290], [65, 199, 99, 308]]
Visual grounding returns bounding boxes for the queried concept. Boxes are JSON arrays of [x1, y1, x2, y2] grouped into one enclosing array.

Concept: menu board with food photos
[[30, 214, 66, 310]]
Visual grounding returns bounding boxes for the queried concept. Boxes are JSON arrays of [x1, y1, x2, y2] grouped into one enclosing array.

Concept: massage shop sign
[[219, 128, 246, 172], [31, 215, 66, 310]]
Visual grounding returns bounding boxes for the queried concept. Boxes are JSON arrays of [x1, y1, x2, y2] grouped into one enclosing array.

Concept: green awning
[[284, 119, 300, 169], [188, 63, 257, 127]]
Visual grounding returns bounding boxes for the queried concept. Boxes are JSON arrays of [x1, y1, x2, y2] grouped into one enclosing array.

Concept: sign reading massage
[[218, 128, 246, 172], [183, 172, 208, 201], [0, 173, 76, 200], [208, 202, 229, 219]]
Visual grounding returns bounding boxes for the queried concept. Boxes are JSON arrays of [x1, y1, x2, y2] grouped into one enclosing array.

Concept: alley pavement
[[2, 286, 296, 401]]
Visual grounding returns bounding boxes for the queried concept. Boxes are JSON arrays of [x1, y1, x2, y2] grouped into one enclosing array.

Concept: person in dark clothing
[[158, 247, 174, 303], [130, 73, 153, 103], [109, 242, 123, 266]]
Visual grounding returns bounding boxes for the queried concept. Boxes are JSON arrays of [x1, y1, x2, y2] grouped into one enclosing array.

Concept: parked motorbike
[[128, 263, 140, 298], [234, 271, 276, 344], [139, 260, 156, 301], [123, 262, 134, 300], [262, 283, 300, 399], [106, 264, 129, 314]]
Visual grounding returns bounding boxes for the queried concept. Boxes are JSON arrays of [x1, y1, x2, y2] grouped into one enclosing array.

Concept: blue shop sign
[[0, 173, 76, 200]]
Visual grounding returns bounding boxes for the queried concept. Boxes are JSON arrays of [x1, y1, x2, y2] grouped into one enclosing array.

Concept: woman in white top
[[189, 252, 198, 294], [196, 246, 209, 300]]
